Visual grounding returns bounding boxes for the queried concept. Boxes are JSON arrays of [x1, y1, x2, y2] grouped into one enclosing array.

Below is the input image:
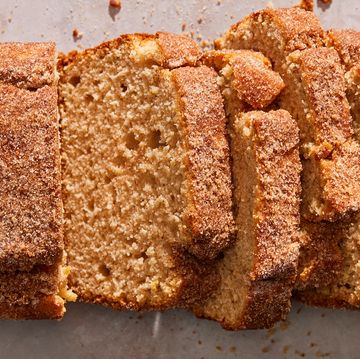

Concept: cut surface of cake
[[58, 33, 234, 310], [216, 7, 360, 222], [192, 50, 301, 329], [0, 42, 73, 319]]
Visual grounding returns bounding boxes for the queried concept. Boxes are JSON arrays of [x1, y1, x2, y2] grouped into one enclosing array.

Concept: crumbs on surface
[[109, 0, 121, 8], [72, 28, 83, 41]]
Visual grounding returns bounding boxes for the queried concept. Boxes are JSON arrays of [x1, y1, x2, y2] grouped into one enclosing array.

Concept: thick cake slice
[[295, 29, 360, 308], [193, 109, 301, 329], [296, 214, 360, 309], [216, 7, 360, 222], [58, 33, 234, 310], [0, 43, 73, 319], [192, 51, 301, 329]]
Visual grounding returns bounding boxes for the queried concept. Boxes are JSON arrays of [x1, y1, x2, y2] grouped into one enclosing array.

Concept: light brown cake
[[58, 33, 234, 310], [216, 7, 360, 222], [0, 42, 74, 319], [192, 50, 301, 329], [295, 29, 360, 309]]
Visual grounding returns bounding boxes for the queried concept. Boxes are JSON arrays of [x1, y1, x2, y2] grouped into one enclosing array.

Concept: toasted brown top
[[156, 32, 201, 68], [294, 47, 353, 151], [171, 65, 235, 259], [58, 32, 201, 71], [0, 42, 55, 89], [0, 43, 62, 272], [328, 29, 360, 70], [202, 50, 284, 109], [249, 110, 301, 279], [217, 7, 324, 53]]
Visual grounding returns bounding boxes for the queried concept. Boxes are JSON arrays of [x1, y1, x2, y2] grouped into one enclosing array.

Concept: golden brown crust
[[171, 65, 235, 260], [0, 42, 64, 319], [58, 32, 201, 71], [202, 50, 284, 109], [0, 42, 55, 89], [295, 47, 353, 151], [231, 279, 294, 330], [0, 84, 63, 272], [0, 295, 64, 320], [156, 32, 201, 68], [296, 220, 343, 290], [216, 7, 325, 53], [327, 29, 360, 70], [320, 139, 360, 218], [251, 110, 301, 280], [295, 290, 359, 310]]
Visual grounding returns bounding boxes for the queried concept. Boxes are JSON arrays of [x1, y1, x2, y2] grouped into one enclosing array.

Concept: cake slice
[[0, 43, 74, 319], [58, 33, 234, 310], [296, 213, 360, 309], [191, 50, 301, 329], [216, 7, 360, 222], [193, 109, 301, 329], [295, 29, 360, 308]]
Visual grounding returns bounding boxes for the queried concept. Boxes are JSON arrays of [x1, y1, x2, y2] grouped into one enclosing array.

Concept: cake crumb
[[216, 345, 222, 352], [181, 22, 186, 32], [262, 346, 270, 353], [72, 28, 83, 41], [295, 349, 306, 357], [229, 346, 236, 353], [283, 345, 290, 354], [109, 0, 121, 8], [296, 0, 314, 11]]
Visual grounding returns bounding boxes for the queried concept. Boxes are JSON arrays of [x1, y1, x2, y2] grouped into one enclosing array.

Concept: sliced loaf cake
[[0, 43, 74, 319], [216, 7, 360, 222], [295, 29, 360, 308], [58, 33, 234, 310], [192, 50, 301, 329]]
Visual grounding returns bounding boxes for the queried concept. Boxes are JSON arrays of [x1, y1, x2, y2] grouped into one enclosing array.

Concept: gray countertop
[[1, 1, 359, 358]]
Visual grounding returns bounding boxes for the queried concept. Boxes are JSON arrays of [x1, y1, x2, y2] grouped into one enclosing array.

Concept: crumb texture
[[59, 34, 233, 309]]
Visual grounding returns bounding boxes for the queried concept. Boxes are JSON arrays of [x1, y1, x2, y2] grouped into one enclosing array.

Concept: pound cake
[[0, 42, 74, 319], [192, 51, 301, 329], [216, 7, 360, 222], [295, 29, 360, 308], [58, 33, 234, 310]]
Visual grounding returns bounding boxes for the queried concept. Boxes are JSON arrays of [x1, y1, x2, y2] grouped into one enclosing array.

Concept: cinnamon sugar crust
[[216, 7, 359, 222], [193, 110, 301, 330], [171, 65, 235, 259], [0, 42, 66, 319], [202, 50, 284, 109]]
